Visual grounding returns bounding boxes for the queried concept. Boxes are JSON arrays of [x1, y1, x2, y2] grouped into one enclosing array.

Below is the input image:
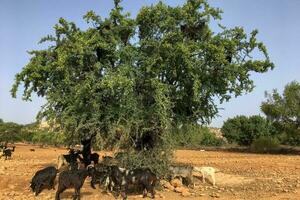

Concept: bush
[[200, 131, 225, 146], [250, 136, 280, 153], [222, 115, 273, 146], [0, 120, 67, 146], [0, 122, 23, 142], [115, 146, 172, 178], [31, 130, 66, 146], [170, 124, 224, 148], [278, 130, 300, 146]]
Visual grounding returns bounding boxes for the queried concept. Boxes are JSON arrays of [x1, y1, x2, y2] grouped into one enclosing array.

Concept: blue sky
[[0, 0, 299, 127]]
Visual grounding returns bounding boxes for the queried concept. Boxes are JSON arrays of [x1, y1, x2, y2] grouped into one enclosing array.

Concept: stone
[[210, 192, 220, 198], [170, 178, 183, 188], [162, 182, 175, 191], [281, 188, 288, 193], [181, 191, 192, 197], [160, 180, 168, 185], [175, 186, 189, 193]]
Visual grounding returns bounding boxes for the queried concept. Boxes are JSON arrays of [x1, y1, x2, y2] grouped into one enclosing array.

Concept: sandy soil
[[0, 144, 300, 200]]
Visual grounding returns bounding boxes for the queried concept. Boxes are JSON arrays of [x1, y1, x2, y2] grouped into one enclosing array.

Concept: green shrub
[[222, 115, 273, 146], [250, 136, 280, 153], [173, 124, 198, 147], [169, 124, 224, 148], [115, 146, 172, 178], [200, 131, 224, 146], [278, 130, 300, 146], [28, 129, 64, 145], [0, 122, 23, 142]]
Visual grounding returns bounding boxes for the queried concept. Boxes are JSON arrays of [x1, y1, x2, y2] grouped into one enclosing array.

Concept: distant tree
[[0, 122, 23, 142], [0, 119, 3, 123], [222, 115, 272, 146], [11, 0, 273, 170], [261, 81, 300, 145]]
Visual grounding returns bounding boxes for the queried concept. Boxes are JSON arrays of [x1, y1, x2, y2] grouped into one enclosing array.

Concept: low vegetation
[[221, 80, 300, 149], [250, 136, 280, 153], [0, 120, 66, 146], [169, 124, 224, 148], [221, 115, 273, 146]]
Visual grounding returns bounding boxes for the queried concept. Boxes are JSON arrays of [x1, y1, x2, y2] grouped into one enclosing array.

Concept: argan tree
[[261, 81, 300, 145], [11, 0, 273, 172]]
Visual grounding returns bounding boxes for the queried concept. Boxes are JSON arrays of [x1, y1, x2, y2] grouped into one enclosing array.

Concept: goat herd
[[30, 134, 159, 200], [1, 136, 217, 200]]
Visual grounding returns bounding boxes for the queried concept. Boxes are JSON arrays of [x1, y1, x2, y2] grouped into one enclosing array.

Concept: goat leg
[[147, 184, 156, 199], [212, 173, 216, 186], [121, 191, 127, 200], [90, 180, 96, 189], [55, 186, 66, 200], [73, 188, 80, 200], [49, 178, 55, 190], [142, 187, 147, 198]]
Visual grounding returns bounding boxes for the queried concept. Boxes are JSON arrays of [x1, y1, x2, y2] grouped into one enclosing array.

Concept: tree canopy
[[221, 115, 273, 146], [0, 121, 23, 142], [11, 0, 273, 148], [261, 81, 300, 144]]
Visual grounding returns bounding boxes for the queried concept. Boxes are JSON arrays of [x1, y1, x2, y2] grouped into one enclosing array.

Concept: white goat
[[193, 166, 217, 186]]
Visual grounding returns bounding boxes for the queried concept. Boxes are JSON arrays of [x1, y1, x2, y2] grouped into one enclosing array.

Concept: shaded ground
[[0, 144, 300, 200]]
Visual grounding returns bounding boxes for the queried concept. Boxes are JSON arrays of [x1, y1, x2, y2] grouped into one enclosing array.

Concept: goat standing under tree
[[55, 167, 93, 200], [80, 133, 98, 167]]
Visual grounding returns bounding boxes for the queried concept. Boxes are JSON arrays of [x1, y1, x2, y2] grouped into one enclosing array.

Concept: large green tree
[[261, 81, 300, 145], [221, 115, 273, 146], [11, 0, 273, 152]]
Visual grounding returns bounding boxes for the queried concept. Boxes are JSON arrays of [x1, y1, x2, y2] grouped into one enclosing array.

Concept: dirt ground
[[0, 144, 300, 200]]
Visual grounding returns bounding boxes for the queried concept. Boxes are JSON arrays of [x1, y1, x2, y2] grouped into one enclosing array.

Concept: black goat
[[55, 167, 93, 200], [80, 135, 93, 167], [0, 146, 15, 160], [90, 152, 99, 164], [76, 152, 99, 168], [94, 165, 157, 199], [57, 149, 82, 171], [91, 163, 114, 191], [80, 134, 98, 167], [30, 166, 57, 196], [90, 163, 110, 190], [122, 168, 157, 199]]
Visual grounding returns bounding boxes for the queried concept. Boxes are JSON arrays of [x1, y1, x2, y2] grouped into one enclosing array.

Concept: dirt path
[[0, 144, 299, 200]]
